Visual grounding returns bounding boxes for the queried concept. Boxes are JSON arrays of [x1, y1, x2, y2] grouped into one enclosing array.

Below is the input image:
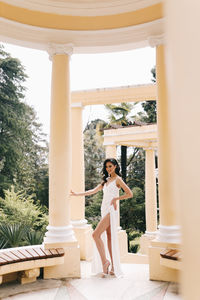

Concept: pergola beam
[[71, 84, 156, 106]]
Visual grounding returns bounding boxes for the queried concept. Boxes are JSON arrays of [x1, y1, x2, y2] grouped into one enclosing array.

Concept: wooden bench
[[160, 248, 182, 270], [0, 245, 64, 284]]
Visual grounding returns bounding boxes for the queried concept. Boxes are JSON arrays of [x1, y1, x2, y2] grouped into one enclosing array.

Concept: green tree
[[84, 119, 106, 227], [105, 103, 134, 182], [139, 67, 157, 124], [84, 119, 105, 194], [0, 186, 48, 232], [0, 45, 48, 205]]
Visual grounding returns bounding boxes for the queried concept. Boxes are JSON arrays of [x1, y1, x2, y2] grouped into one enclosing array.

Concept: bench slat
[[18, 249, 35, 260], [0, 247, 65, 270], [49, 249, 60, 256], [10, 250, 27, 261], [25, 248, 40, 259], [0, 257, 7, 266], [3, 251, 21, 263], [41, 248, 53, 258], [0, 253, 14, 263], [33, 248, 47, 258], [56, 248, 65, 256], [160, 249, 181, 261]]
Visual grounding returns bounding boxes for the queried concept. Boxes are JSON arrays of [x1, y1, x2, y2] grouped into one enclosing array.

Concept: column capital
[[148, 34, 165, 48], [143, 146, 156, 151], [47, 43, 74, 61]]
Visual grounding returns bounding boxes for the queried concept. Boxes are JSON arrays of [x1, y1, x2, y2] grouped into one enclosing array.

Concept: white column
[[43, 43, 80, 279], [105, 142, 117, 159], [71, 102, 86, 223], [148, 35, 181, 244], [147, 36, 180, 282], [140, 147, 157, 255], [71, 102, 93, 261], [165, 1, 200, 297], [144, 147, 157, 234]]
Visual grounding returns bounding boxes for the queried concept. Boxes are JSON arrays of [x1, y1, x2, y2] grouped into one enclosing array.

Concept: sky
[[2, 43, 156, 139]]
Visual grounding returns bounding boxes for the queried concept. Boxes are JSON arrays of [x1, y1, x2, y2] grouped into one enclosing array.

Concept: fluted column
[[71, 102, 93, 260], [43, 43, 80, 279]]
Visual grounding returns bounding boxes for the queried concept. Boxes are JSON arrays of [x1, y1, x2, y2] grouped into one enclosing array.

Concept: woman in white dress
[[70, 158, 133, 277]]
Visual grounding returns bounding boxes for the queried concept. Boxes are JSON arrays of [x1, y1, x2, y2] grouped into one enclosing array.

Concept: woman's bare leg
[[106, 226, 113, 270], [92, 213, 110, 272]]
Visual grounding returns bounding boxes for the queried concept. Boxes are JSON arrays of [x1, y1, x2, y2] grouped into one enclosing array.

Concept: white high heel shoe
[[101, 260, 110, 278]]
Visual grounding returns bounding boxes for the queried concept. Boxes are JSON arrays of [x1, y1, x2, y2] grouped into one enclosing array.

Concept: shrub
[[129, 243, 140, 253], [0, 223, 29, 248], [0, 186, 48, 232], [0, 186, 48, 248]]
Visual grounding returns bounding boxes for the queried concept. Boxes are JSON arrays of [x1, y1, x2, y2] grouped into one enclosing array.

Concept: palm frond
[[0, 223, 30, 248], [25, 230, 44, 245]]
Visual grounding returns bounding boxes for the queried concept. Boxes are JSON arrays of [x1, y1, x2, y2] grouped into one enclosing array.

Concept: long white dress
[[91, 177, 123, 278]]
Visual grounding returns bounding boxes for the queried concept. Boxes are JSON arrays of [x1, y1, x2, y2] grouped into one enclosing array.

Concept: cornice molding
[[47, 43, 73, 60], [0, 17, 164, 54], [1, 0, 162, 16]]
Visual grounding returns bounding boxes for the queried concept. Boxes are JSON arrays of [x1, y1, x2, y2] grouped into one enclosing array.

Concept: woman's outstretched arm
[[70, 183, 103, 197], [111, 177, 133, 210]]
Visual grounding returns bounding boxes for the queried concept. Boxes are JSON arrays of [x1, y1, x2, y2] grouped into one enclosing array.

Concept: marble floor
[[1, 262, 182, 300]]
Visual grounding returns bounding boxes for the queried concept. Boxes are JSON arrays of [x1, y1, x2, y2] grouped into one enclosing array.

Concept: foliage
[[25, 230, 44, 245], [129, 243, 140, 253], [84, 120, 105, 193], [138, 66, 157, 124], [126, 148, 145, 191], [85, 191, 102, 229], [0, 186, 48, 232], [105, 103, 135, 182], [0, 45, 49, 205], [105, 102, 134, 126], [120, 186, 145, 233], [0, 223, 30, 248], [0, 224, 45, 249]]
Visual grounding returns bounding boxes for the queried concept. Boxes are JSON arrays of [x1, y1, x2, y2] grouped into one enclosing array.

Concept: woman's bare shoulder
[[116, 176, 123, 188]]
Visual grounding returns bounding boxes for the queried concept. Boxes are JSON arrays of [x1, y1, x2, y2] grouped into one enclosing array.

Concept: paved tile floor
[[1, 262, 182, 300]]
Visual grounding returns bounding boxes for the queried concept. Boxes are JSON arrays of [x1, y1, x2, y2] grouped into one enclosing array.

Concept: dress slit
[[91, 178, 123, 278]]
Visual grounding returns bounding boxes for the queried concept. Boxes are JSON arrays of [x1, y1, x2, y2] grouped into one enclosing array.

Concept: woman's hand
[[70, 190, 78, 196], [111, 197, 118, 210]]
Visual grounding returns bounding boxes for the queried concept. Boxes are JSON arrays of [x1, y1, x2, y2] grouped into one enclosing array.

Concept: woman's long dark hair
[[101, 158, 121, 186]]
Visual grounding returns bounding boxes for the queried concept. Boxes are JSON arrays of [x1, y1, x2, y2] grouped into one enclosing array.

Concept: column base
[[157, 225, 181, 243], [139, 231, 157, 255], [149, 239, 180, 282], [43, 225, 76, 244], [43, 241, 80, 279], [71, 219, 93, 261]]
